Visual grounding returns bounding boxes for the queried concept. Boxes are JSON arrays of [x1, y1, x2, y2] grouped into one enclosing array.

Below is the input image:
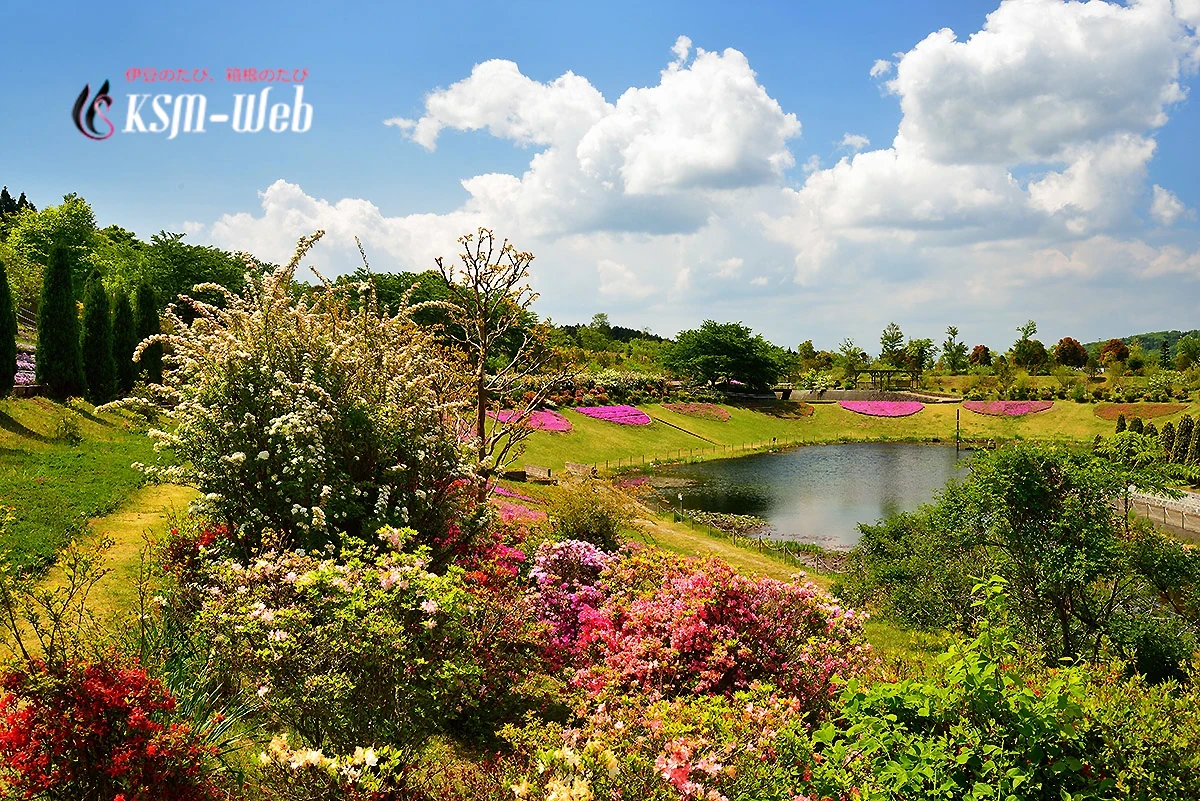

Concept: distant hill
[[1084, 329, 1199, 355]]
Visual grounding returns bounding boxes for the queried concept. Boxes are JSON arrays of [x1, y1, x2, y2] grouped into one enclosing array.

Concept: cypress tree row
[[80, 271, 116, 404], [35, 244, 85, 398], [1115, 413, 1126, 434], [134, 283, 162, 384], [0, 255, 16, 397], [1145, 422, 1158, 440], [1129, 417, 1144, 435], [1188, 426, 1200, 466], [111, 291, 137, 395], [1174, 416, 1195, 464], [1161, 421, 1176, 459]]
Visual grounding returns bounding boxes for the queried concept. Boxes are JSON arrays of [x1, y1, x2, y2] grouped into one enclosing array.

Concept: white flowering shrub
[[131, 232, 475, 558]]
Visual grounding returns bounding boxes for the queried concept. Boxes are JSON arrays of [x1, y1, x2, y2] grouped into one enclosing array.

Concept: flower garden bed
[[838, 400, 924, 417], [493, 498, 547, 521], [962, 400, 1053, 417], [15, 351, 34, 386], [493, 486, 539, 504], [661, 402, 731, 422], [488, 409, 572, 432], [574, 405, 652, 425], [1094, 402, 1188, 421]]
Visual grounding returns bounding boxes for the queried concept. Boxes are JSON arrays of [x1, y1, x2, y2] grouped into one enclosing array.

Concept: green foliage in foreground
[[839, 441, 1200, 682], [509, 579, 1200, 801]]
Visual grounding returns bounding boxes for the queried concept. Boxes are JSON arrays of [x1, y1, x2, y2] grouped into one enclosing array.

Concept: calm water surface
[[654, 443, 971, 549]]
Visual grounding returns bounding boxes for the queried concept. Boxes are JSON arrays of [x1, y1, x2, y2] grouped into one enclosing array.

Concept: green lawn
[[0, 397, 160, 569], [520, 399, 1200, 472]]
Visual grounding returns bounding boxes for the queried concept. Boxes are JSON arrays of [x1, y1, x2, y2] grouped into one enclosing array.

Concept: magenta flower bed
[[574, 405, 652, 426], [493, 498, 547, 521], [963, 400, 1053, 417], [838, 400, 925, 417], [662, 402, 731, 422], [493, 485, 538, 504], [15, 352, 35, 386], [488, 409, 572, 432]]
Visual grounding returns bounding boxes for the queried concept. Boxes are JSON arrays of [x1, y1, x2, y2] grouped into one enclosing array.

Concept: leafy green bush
[[548, 477, 635, 551]]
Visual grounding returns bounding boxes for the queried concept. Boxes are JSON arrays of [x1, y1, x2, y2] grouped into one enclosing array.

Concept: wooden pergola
[[862, 367, 921, 390]]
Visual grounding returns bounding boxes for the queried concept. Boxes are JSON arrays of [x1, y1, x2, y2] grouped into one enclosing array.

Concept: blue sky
[[4, 0, 1200, 350]]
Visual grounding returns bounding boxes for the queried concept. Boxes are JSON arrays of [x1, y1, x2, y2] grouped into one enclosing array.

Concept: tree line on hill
[[4, 188, 1198, 400]]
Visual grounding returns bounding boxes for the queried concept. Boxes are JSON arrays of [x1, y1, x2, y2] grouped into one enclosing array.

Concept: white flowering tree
[[434, 228, 573, 496], [126, 232, 475, 558]]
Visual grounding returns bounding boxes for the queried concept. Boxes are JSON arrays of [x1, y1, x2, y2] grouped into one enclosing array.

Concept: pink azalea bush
[[487, 409, 572, 432], [575, 405, 652, 426], [662, 403, 731, 422], [963, 400, 1053, 416], [839, 400, 924, 417], [569, 548, 869, 708], [529, 539, 613, 662]]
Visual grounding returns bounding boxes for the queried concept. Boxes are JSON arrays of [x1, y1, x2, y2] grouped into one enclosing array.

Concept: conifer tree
[[134, 283, 162, 384], [35, 244, 85, 397], [1160, 340, 1171, 370], [1160, 421, 1176, 460], [14, 192, 33, 213], [0, 255, 16, 396], [80, 271, 115, 403], [1188, 426, 1200, 466], [0, 186, 16, 219], [111, 291, 137, 395], [1174, 416, 1194, 464], [1145, 422, 1157, 440], [1129, 416, 1144, 434], [1115, 413, 1126, 434]]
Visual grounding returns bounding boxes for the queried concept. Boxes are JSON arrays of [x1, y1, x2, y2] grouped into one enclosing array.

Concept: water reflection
[[652, 443, 971, 549]]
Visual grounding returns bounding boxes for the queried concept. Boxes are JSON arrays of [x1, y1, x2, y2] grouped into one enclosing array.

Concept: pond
[[650, 443, 971, 549]]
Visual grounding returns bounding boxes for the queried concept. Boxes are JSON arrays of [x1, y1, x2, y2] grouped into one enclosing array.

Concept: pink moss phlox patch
[[962, 400, 1053, 416], [838, 400, 925, 417], [575, 405, 652, 425]]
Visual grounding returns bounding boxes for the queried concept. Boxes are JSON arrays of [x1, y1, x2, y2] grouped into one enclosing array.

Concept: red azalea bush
[[570, 548, 869, 711], [0, 656, 221, 801]]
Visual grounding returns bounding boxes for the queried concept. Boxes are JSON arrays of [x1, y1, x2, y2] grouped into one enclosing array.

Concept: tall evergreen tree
[[1129, 416, 1144, 435], [1174, 416, 1194, 465], [0, 255, 16, 396], [35, 244, 85, 397], [134, 283, 162, 384], [1160, 421, 1176, 460], [111, 291, 137, 395], [80, 272, 115, 403], [1188, 426, 1200, 466], [14, 192, 33, 213], [1160, 340, 1171, 370], [1115, 413, 1126, 434], [1145, 422, 1158, 440], [0, 186, 16, 219]]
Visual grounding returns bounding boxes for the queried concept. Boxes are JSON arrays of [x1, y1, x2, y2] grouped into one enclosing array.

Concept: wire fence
[[596, 438, 795, 472]]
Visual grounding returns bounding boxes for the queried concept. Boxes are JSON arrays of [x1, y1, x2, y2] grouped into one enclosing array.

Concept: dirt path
[[82, 484, 198, 624]]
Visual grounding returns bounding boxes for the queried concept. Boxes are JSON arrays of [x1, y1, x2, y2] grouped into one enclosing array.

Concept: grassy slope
[[521, 399, 1200, 471], [0, 397, 159, 568]]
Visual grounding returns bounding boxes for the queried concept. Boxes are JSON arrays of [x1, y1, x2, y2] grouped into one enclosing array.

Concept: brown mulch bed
[[1094, 403, 1188, 421]]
